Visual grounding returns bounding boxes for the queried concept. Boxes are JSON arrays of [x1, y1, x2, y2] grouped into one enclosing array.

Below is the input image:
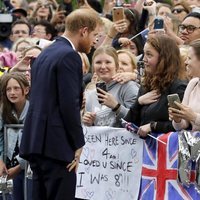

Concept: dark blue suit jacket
[[20, 37, 85, 162]]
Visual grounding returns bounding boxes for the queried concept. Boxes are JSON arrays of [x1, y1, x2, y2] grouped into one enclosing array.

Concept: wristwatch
[[150, 121, 157, 132]]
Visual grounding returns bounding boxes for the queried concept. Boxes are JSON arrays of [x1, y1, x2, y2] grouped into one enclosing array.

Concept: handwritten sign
[[75, 126, 143, 200]]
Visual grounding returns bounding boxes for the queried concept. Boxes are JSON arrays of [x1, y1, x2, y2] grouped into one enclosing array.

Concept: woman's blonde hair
[[117, 49, 137, 72], [92, 46, 119, 71], [12, 38, 34, 53], [79, 52, 91, 74]]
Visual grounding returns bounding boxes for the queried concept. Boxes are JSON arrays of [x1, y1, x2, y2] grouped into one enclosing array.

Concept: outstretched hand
[[10, 55, 33, 73], [112, 71, 138, 84]]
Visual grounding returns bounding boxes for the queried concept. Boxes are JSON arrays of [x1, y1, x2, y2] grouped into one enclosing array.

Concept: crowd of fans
[[0, 0, 200, 199]]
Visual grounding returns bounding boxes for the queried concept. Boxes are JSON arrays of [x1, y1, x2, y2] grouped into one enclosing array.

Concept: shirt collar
[[61, 35, 76, 51]]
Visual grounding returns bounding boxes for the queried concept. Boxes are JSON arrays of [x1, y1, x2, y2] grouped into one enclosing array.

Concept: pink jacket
[[173, 78, 200, 131], [0, 51, 17, 67]]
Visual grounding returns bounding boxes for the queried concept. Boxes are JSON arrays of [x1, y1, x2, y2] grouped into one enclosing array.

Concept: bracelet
[[112, 103, 121, 112]]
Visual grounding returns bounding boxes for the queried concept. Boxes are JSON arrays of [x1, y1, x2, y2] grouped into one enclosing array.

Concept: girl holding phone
[[82, 46, 139, 127], [169, 39, 200, 131]]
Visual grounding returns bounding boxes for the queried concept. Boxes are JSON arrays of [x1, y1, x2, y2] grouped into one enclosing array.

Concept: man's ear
[[80, 27, 89, 37], [46, 33, 52, 40], [9, 34, 14, 42]]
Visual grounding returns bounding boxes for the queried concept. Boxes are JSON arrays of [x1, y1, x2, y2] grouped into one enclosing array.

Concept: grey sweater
[[85, 81, 139, 127]]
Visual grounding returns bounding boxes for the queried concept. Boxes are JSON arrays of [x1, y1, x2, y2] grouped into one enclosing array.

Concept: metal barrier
[[1, 124, 28, 200]]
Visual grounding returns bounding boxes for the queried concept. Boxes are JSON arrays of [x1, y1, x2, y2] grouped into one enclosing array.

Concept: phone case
[[96, 82, 107, 92], [112, 7, 125, 22], [96, 82, 107, 104], [154, 18, 164, 29], [167, 94, 181, 109]]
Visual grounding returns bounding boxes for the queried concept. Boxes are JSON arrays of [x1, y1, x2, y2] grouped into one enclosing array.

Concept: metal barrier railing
[[2, 124, 28, 200]]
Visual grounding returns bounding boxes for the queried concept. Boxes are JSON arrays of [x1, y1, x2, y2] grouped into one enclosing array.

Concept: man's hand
[[67, 147, 83, 172]]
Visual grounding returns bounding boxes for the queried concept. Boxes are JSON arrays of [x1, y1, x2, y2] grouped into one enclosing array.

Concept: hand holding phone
[[167, 94, 181, 110]]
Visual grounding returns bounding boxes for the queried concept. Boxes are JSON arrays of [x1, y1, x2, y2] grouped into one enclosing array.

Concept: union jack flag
[[139, 132, 200, 200]]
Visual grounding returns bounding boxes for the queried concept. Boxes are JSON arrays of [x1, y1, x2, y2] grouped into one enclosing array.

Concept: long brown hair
[[0, 72, 29, 124], [143, 35, 181, 93]]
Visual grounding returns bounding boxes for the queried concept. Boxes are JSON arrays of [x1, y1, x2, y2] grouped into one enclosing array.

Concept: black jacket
[[125, 79, 187, 133]]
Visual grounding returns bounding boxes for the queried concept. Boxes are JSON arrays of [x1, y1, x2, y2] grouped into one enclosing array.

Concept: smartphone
[[96, 82, 107, 93], [112, 7, 125, 22], [153, 17, 164, 30], [167, 94, 181, 109], [96, 82, 107, 104]]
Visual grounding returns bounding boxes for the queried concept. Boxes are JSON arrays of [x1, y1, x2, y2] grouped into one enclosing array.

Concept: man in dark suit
[[20, 8, 101, 200]]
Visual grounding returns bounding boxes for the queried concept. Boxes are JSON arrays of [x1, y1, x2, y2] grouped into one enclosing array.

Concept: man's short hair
[[65, 8, 102, 33], [183, 12, 200, 21], [34, 20, 57, 40], [11, 19, 31, 34]]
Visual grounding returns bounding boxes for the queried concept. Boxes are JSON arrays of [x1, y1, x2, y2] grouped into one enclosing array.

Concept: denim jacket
[[0, 100, 29, 170]]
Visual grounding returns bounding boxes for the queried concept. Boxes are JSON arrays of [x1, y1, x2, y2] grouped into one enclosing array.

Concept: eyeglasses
[[172, 8, 186, 14], [40, 3, 50, 9], [178, 24, 200, 34], [13, 30, 29, 35], [32, 29, 46, 35]]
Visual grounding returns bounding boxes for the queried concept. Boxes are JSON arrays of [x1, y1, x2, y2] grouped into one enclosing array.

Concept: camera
[[0, 0, 14, 40], [0, 174, 13, 194], [0, 13, 13, 39]]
